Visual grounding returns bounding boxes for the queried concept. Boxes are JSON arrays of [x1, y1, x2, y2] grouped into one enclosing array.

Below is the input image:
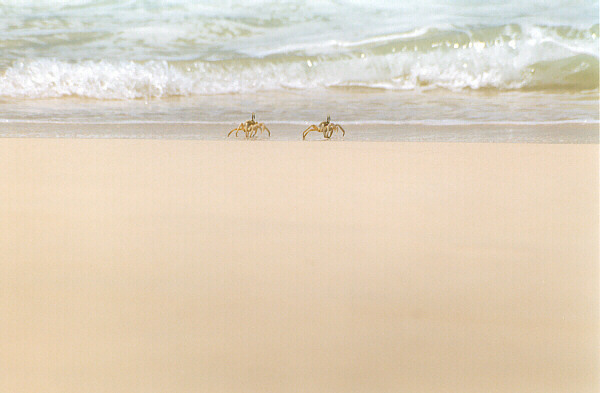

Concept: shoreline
[[0, 121, 598, 143]]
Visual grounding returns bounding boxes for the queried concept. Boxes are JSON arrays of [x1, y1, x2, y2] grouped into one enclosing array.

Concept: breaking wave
[[0, 22, 597, 99]]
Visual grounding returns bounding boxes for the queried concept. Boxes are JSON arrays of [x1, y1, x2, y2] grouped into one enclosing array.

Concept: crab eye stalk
[[252, 113, 255, 121], [327, 115, 331, 122]]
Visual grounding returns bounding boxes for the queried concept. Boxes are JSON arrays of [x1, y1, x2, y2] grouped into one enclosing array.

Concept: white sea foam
[[0, 33, 596, 99], [0, 0, 597, 99]]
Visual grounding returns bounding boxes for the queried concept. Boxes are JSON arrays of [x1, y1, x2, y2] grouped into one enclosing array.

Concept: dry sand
[[0, 139, 598, 393]]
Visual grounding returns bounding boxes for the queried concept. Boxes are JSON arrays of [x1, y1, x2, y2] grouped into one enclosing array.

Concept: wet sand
[[0, 138, 598, 393], [0, 121, 598, 143]]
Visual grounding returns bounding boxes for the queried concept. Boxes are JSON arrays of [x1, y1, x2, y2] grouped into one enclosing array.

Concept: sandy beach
[[0, 138, 597, 393], [1, 0, 598, 391]]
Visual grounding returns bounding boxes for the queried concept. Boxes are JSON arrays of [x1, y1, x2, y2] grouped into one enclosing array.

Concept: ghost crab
[[227, 113, 270, 139], [302, 115, 345, 140]]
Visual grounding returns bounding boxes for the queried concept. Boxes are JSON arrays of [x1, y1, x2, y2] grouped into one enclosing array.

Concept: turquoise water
[[0, 0, 597, 129]]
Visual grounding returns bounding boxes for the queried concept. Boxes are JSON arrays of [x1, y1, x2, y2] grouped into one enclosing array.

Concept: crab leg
[[228, 127, 240, 137], [228, 122, 248, 137], [253, 124, 261, 138], [251, 124, 261, 138], [260, 123, 271, 137], [335, 124, 345, 137], [302, 125, 320, 140]]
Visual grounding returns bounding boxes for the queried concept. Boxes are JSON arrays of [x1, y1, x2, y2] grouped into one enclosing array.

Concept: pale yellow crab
[[227, 113, 270, 139], [302, 115, 345, 140]]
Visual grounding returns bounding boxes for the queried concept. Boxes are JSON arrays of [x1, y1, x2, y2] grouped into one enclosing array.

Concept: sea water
[[0, 0, 598, 139]]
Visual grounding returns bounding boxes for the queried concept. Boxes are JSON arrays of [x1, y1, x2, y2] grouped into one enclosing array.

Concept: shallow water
[[0, 0, 598, 136], [1, 89, 598, 123]]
